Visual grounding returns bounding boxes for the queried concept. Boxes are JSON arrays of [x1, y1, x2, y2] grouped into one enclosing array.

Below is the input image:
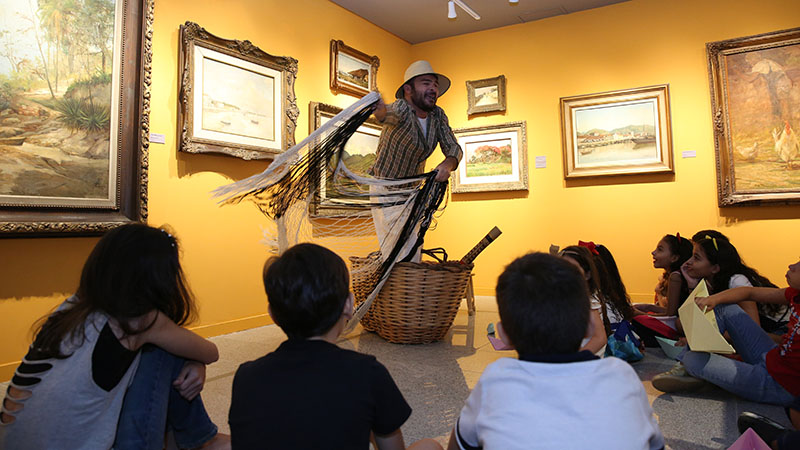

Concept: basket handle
[[421, 247, 448, 263]]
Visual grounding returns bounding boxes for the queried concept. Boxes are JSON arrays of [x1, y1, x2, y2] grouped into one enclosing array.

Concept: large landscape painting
[[724, 43, 800, 191], [0, 0, 118, 208]]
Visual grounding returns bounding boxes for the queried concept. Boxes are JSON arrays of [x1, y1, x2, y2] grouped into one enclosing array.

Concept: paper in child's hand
[[727, 428, 771, 450], [678, 280, 735, 354]]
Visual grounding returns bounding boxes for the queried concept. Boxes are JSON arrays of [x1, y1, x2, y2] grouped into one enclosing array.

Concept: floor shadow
[[342, 315, 476, 443]]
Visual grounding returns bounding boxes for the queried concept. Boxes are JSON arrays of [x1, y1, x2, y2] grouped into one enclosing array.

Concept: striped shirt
[[370, 99, 462, 179]]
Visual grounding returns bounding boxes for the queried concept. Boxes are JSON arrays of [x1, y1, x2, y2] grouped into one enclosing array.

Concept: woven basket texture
[[350, 255, 472, 344]]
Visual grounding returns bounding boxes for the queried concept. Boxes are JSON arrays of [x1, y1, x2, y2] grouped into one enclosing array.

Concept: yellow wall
[[2, 0, 799, 381], [417, 0, 800, 299], [0, 0, 411, 380]]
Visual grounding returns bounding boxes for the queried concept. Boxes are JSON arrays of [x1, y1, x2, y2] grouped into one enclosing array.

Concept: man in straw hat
[[369, 61, 463, 262], [370, 60, 462, 182]]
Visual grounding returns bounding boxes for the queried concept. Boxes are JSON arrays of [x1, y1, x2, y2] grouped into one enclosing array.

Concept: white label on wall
[[149, 132, 166, 144], [535, 156, 547, 168], [682, 150, 696, 158]]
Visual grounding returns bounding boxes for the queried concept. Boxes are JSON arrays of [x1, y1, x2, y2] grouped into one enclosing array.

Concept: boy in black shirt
[[229, 243, 441, 450]]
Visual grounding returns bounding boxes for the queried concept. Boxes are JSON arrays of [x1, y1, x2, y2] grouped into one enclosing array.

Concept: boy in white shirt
[[448, 252, 664, 450]]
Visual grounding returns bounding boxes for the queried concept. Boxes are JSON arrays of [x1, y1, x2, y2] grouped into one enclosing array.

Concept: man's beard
[[410, 86, 436, 112]]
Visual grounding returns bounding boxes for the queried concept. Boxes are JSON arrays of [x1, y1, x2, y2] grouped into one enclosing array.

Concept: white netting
[[213, 92, 449, 331]]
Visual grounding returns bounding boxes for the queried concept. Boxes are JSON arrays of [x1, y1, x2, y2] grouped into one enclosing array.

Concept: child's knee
[[680, 351, 710, 376]]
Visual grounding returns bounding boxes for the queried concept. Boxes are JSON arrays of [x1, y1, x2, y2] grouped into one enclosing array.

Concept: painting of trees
[[0, 0, 117, 203]]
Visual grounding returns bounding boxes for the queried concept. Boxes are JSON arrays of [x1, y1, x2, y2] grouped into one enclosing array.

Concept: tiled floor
[[1, 299, 793, 449]]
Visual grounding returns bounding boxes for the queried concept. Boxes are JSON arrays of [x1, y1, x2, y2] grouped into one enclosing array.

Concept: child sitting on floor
[[0, 223, 226, 450], [652, 258, 800, 407], [632, 234, 693, 345], [228, 243, 441, 450], [560, 245, 609, 355], [636, 234, 693, 317], [686, 235, 776, 326], [592, 242, 637, 324], [448, 252, 664, 450], [685, 231, 788, 335]]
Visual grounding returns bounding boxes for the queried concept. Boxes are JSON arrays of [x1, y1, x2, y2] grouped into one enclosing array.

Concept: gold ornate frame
[[451, 121, 528, 193], [0, 0, 152, 236], [178, 22, 298, 160], [466, 75, 506, 115], [560, 85, 674, 179], [708, 27, 800, 206], [308, 102, 383, 216], [329, 40, 379, 98]]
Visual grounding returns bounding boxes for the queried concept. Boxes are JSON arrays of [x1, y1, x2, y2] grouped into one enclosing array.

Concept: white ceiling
[[329, 0, 630, 44]]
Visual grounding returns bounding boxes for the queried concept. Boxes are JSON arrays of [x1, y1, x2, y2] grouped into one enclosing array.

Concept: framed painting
[[0, 0, 152, 236], [708, 27, 800, 206], [466, 75, 506, 115], [451, 121, 528, 193], [560, 85, 674, 179], [178, 22, 299, 160], [329, 40, 379, 98], [309, 102, 382, 216]]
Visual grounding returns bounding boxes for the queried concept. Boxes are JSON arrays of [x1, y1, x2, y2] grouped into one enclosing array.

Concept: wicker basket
[[350, 255, 473, 344], [350, 253, 382, 332]]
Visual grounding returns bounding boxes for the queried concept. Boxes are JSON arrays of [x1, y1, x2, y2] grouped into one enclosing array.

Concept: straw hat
[[394, 60, 451, 99]]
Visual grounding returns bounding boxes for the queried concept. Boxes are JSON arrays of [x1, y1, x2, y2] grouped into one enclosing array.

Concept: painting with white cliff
[[0, 0, 119, 208]]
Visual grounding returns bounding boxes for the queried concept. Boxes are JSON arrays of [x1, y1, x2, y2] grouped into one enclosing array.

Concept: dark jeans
[[114, 345, 218, 449]]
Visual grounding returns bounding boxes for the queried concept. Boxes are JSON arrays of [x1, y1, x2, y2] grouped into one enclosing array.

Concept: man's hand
[[434, 157, 458, 182], [173, 360, 206, 401], [372, 94, 387, 122]]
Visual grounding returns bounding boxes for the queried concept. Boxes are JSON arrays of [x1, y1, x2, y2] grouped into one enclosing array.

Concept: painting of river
[[574, 100, 659, 167], [0, 0, 118, 207]]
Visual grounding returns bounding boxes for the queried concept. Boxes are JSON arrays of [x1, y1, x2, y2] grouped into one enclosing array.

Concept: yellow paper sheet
[[678, 280, 735, 354]]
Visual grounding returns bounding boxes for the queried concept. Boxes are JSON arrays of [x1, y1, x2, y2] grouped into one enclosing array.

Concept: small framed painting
[[329, 40, 379, 97], [309, 102, 383, 216], [560, 84, 674, 179], [178, 22, 299, 160], [466, 75, 506, 115], [451, 121, 528, 193], [707, 27, 800, 206]]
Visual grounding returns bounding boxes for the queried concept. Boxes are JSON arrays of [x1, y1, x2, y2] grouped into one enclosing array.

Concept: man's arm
[[436, 110, 463, 169], [434, 156, 459, 182], [373, 95, 400, 125], [373, 96, 387, 122]]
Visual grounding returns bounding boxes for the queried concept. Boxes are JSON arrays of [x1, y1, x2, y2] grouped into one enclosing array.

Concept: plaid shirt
[[370, 99, 462, 179]]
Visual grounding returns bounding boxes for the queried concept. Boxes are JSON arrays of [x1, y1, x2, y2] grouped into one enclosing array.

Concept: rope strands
[[212, 92, 450, 332]]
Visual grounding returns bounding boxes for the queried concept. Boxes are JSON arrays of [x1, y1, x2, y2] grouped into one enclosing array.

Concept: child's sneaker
[[652, 363, 708, 393]]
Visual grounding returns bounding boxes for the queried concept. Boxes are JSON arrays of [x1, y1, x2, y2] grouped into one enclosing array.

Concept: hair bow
[[704, 234, 718, 251], [578, 240, 599, 255], [676, 232, 681, 241]]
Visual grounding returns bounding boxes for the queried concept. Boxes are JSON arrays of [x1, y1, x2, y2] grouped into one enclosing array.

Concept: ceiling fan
[[448, 0, 519, 20]]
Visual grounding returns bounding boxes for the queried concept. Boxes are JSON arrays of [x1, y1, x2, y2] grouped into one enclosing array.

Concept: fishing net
[[212, 92, 449, 330]]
